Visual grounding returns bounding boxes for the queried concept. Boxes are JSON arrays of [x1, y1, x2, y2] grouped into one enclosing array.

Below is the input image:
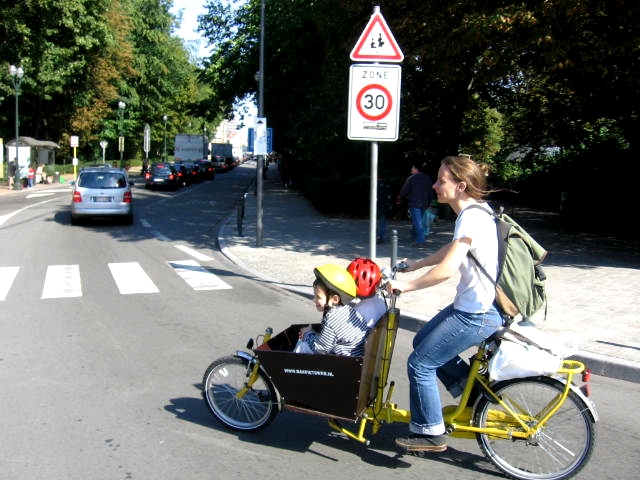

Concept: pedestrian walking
[[8, 159, 17, 189], [397, 163, 433, 247], [27, 165, 35, 188]]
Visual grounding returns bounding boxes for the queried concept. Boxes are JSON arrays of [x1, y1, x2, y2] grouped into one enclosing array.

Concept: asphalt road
[[0, 168, 638, 480]]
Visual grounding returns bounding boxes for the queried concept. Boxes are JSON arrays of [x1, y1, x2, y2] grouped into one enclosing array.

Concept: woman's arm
[[389, 238, 471, 293], [404, 242, 453, 271]]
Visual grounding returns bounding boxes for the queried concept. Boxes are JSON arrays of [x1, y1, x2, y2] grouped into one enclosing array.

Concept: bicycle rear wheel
[[202, 355, 278, 432], [474, 376, 596, 480]]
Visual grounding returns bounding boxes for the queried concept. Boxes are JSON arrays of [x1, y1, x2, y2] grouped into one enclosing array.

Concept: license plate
[[93, 196, 112, 202]]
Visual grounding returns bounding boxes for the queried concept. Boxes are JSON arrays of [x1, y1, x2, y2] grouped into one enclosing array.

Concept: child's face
[[312, 285, 340, 312]]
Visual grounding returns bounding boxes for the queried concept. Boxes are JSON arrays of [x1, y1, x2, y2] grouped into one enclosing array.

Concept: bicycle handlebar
[[380, 261, 407, 297]]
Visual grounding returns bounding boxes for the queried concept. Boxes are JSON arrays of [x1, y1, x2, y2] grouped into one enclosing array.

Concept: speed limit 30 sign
[[348, 64, 401, 141]]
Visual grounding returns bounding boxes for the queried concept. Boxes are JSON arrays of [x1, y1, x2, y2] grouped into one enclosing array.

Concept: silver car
[[70, 168, 134, 225]]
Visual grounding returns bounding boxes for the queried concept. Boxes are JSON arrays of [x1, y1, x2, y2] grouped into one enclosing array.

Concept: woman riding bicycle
[[387, 155, 504, 453]]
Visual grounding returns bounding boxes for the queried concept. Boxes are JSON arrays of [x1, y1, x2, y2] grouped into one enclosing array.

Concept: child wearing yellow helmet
[[297, 264, 370, 356]]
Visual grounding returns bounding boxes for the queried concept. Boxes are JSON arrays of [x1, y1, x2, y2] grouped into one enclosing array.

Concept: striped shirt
[[302, 304, 370, 356]]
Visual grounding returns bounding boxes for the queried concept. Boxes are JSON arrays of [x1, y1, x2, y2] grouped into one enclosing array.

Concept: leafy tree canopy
[[198, 0, 639, 231]]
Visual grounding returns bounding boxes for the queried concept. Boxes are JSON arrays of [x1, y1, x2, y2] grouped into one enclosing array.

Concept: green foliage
[[0, 0, 202, 165], [195, 0, 640, 226]]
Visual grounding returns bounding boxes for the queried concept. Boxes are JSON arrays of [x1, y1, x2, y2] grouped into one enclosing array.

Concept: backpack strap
[[463, 204, 513, 319], [462, 203, 500, 287], [494, 326, 556, 355]]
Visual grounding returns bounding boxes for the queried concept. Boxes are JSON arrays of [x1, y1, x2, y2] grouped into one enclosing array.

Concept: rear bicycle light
[[579, 367, 592, 397], [579, 383, 591, 397]]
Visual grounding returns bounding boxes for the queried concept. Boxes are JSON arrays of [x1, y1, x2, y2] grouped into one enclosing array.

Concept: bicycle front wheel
[[202, 355, 278, 432], [474, 376, 596, 480]]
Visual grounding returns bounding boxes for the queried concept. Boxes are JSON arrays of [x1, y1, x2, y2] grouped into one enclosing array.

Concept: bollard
[[391, 229, 398, 269], [237, 192, 248, 236]]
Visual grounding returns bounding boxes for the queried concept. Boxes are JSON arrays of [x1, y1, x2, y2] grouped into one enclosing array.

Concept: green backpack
[[466, 205, 548, 319]]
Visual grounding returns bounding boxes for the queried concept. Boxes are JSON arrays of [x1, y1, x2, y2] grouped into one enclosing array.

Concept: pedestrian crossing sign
[[350, 9, 404, 63]]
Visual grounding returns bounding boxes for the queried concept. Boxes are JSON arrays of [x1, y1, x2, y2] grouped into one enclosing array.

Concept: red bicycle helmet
[[347, 258, 382, 298]]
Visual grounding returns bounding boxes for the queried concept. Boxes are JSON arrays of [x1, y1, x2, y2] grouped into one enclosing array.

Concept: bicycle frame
[[443, 346, 588, 440]]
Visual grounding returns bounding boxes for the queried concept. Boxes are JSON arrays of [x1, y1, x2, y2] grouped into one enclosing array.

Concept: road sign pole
[[369, 141, 378, 260]]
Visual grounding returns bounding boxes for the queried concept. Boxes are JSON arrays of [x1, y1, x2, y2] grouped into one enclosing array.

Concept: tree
[[70, 0, 136, 153], [122, 0, 199, 160], [1, 0, 127, 146], [0, 0, 202, 165], [196, 0, 640, 221]]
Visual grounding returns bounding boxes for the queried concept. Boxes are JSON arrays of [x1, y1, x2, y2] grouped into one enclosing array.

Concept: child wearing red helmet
[[347, 258, 388, 328]]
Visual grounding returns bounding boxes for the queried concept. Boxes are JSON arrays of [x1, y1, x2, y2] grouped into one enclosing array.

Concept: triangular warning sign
[[350, 11, 404, 63]]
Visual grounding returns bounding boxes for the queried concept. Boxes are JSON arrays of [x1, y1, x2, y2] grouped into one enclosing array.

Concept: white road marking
[[1, 257, 232, 301], [0, 266, 20, 300], [108, 262, 159, 294], [41, 265, 82, 299], [26, 192, 57, 199], [168, 260, 231, 290], [174, 245, 213, 261], [150, 230, 171, 242], [0, 198, 61, 226]]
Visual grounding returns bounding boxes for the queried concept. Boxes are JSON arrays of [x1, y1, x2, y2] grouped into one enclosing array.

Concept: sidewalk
[[0, 175, 71, 195], [220, 162, 640, 383]]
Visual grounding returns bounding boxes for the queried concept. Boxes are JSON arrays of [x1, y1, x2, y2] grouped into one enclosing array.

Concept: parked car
[[212, 155, 229, 173], [82, 163, 113, 169], [178, 161, 203, 183], [145, 162, 180, 190], [70, 167, 133, 225], [170, 163, 191, 187], [196, 159, 216, 180]]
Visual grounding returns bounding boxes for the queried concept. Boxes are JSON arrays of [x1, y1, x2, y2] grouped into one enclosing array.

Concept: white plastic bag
[[488, 340, 563, 381], [488, 324, 566, 382], [509, 322, 578, 358]]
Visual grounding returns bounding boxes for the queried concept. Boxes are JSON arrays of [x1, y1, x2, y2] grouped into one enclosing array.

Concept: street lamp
[[9, 64, 24, 191], [256, 0, 266, 247], [202, 125, 208, 161], [118, 100, 126, 167], [162, 115, 168, 161]]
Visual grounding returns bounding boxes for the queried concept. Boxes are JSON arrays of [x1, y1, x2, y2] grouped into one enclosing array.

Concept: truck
[[209, 142, 234, 171], [174, 134, 207, 162]]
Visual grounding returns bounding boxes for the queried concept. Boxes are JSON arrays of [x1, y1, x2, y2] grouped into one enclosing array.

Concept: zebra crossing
[[0, 250, 232, 301]]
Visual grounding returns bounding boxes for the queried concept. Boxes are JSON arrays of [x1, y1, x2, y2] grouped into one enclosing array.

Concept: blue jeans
[[409, 207, 425, 243], [407, 303, 503, 435]]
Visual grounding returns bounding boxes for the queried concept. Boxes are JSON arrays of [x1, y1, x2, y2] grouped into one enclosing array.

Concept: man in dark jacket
[[8, 160, 17, 189], [398, 163, 433, 246]]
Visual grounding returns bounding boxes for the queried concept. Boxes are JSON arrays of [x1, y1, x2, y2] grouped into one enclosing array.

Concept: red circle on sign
[[356, 84, 393, 121]]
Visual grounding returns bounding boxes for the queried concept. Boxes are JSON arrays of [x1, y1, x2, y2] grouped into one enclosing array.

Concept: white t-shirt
[[453, 203, 499, 313]]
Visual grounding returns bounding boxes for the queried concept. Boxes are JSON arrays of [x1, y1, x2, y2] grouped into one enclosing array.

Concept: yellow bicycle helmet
[[313, 264, 357, 305]]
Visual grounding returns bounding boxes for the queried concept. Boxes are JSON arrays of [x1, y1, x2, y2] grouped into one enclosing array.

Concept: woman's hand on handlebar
[[396, 258, 415, 272], [386, 279, 407, 296]]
